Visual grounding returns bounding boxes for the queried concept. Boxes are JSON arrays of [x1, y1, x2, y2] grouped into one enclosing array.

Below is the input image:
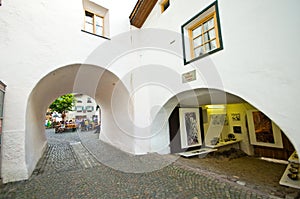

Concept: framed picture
[[233, 126, 242, 134], [231, 113, 241, 121], [179, 108, 202, 148], [210, 114, 228, 126], [247, 110, 283, 148]]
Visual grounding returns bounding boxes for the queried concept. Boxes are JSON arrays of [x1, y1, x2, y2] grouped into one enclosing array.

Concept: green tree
[[49, 94, 75, 114]]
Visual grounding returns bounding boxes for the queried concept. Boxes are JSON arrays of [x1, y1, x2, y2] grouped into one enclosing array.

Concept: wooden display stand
[[279, 151, 300, 189]]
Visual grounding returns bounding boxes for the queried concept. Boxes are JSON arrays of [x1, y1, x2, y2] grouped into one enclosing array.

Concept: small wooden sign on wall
[[182, 70, 196, 83]]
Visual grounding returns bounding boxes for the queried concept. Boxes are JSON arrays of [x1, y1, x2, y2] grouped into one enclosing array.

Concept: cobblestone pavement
[[0, 129, 281, 198]]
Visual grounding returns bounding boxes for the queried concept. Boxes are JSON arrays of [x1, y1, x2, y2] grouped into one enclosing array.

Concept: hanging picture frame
[[231, 113, 241, 121], [246, 110, 283, 148], [179, 108, 202, 148], [210, 114, 228, 126], [233, 126, 242, 134]]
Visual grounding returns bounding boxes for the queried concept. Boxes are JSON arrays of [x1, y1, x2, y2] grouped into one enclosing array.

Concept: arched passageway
[[25, 64, 133, 176], [150, 88, 295, 159], [149, 88, 297, 189]]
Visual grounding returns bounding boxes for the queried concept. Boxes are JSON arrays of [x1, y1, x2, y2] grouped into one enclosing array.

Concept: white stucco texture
[[1, 0, 300, 183]]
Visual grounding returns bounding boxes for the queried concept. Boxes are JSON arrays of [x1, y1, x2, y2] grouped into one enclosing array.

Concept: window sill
[[184, 47, 223, 65], [81, 30, 110, 40]]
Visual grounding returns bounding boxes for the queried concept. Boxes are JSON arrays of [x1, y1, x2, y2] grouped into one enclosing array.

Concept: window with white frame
[[181, 1, 223, 65], [76, 106, 84, 112], [87, 97, 92, 103], [86, 106, 94, 112]]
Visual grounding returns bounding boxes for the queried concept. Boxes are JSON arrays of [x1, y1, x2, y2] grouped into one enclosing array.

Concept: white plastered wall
[[0, 0, 137, 183], [140, 0, 300, 154], [1, 0, 300, 183]]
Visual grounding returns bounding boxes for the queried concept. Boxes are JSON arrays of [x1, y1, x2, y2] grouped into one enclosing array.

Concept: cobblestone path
[[0, 129, 277, 199], [32, 129, 100, 176], [33, 143, 81, 176], [71, 142, 100, 169]]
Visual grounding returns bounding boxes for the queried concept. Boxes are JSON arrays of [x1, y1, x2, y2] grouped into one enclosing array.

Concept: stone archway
[[149, 88, 296, 160], [24, 64, 133, 179]]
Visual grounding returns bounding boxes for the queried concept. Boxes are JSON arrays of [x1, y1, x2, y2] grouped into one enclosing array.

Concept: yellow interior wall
[[202, 103, 256, 155]]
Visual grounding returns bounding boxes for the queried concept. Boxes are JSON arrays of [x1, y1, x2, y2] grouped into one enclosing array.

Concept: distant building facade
[[66, 94, 99, 123]]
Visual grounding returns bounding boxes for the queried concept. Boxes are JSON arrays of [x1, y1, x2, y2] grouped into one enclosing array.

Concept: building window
[[76, 106, 84, 112], [181, 1, 223, 65], [77, 100, 82, 103], [87, 97, 92, 103], [86, 106, 94, 112], [160, 0, 170, 13], [190, 15, 218, 57], [84, 10, 104, 36]]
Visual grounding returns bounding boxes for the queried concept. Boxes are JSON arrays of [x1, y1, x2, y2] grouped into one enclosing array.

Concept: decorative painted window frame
[[181, 1, 223, 65]]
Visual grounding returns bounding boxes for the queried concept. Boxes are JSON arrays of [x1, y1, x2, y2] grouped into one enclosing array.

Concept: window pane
[[210, 39, 217, 50], [192, 25, 202, 38], [95, 16, 103, 26], [85, 23, 93, 33], [208, 29, 216, 39], [194, 47, 200, 57], [203, 22, 209, 32], [85, 16, 93, 24], [85, 11, 93, 18], [205, 43, 210, 52], [96, 25, 103, 35], [193, 36, 202, 47], [76, 106, 84, 111], [204, 33, 209, 42], [194, 46, 204, 57], [207, 18, 214, 29]]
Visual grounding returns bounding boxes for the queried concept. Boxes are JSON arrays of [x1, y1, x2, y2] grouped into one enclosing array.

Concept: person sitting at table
[[55, 121, 64, 133]]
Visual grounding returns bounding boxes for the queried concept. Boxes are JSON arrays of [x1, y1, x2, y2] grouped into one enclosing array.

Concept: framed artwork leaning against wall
[[179, 108, 202, 148], [246, 110, 283, 148]]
